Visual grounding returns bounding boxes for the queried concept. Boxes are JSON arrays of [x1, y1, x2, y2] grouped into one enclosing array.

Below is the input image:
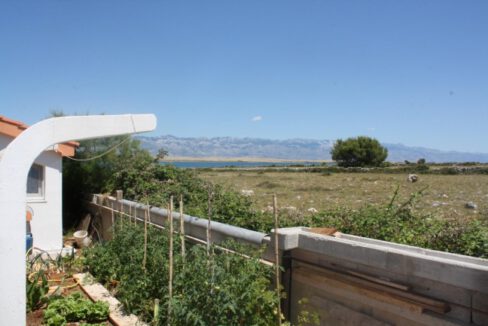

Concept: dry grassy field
[[199, 170, 488, 220]]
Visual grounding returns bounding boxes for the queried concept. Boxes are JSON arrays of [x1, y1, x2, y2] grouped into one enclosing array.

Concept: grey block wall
[[276, 228, 488, 325]]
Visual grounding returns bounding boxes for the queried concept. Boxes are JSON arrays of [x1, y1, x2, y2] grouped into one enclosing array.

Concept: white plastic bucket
[[73, 230, 89, 248]]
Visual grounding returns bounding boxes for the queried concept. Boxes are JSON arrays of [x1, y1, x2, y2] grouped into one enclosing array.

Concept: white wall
[[0, 134, 63, 250]]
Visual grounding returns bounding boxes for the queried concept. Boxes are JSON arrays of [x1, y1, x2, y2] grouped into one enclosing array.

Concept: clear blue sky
[[1, 1, 487, 152]]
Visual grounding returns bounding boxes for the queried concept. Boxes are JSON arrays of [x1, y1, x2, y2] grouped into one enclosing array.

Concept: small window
[[27, 164, 44, 197]]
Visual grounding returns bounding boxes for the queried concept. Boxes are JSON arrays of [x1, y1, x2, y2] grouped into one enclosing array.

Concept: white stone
[[241, 189, 254, 196]]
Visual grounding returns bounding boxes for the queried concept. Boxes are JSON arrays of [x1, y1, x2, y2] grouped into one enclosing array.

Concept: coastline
[[163, 156, 330, 163]]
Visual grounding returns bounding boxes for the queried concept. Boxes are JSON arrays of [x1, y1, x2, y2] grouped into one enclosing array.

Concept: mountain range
[[137, 135, 488, 163]]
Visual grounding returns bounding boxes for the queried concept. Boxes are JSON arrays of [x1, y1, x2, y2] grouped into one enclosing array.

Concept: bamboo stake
[[148, 204, 152, 224], [273, 194, 282, 326], [128, 203, 132, 226], [179, 195, 186, 261], [115, 191, 122, 231], [143, 203, 148, 271], [111, 202, 115, 237], [168, 196, 174, 325], [153, 299, 160, 326], [206, 189, 213, 257], [134, 204, 138, 225], [207, 188, 216, 295]]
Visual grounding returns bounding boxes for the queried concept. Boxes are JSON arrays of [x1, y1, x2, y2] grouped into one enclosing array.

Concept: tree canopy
[[331, 136, 388, 167]]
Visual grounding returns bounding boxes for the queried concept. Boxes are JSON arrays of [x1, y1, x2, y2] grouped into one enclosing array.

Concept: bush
[[331, 136, 388, 167], [297, 188, 488, 258], [63, 136, 153, 228], [63, 137, 265, 232]]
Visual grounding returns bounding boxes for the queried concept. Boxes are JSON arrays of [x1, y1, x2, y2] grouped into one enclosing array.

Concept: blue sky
[[1, 1, 487, 152]]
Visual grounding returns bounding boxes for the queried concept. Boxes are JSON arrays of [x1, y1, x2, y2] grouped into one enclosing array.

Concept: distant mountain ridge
[[137, 135, 488, 163]]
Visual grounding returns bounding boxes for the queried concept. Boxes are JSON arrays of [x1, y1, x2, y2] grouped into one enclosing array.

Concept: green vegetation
[[26, 268, 49, 312], [43, 292, 109, 326], [331, 136, 388, 167], [63, 136, 151, 228], [83, 221, 281, 325], [197, 162, 488, 175], [65, 136, 487, 259], [63, 136, 267, 231], [284, 188, 487, 258], [199, 171, 488, 258], [58, 134, 488, 325]]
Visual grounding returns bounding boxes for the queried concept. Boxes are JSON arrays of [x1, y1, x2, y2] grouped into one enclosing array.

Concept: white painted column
[[0, 114, 156, 325]]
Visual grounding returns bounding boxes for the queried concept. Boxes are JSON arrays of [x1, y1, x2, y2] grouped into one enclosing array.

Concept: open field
[[199, 170, 488, 220]]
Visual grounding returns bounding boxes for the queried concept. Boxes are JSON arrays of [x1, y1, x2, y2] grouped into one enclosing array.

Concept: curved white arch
[[0, 114, 156, 325]]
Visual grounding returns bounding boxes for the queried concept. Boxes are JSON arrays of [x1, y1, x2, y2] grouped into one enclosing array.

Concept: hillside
[[137, 135, 488, 163]]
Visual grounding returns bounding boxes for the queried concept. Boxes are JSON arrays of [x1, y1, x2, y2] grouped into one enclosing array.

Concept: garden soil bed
[[26, 270, 113, 326]]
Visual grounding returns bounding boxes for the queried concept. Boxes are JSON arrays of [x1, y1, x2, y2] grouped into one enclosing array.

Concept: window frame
[[26, 163, 45, 199]]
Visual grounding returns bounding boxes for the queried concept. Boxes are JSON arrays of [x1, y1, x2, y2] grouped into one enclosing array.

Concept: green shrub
[[297, 188, 488, 258], [331, 136, 388, 167]]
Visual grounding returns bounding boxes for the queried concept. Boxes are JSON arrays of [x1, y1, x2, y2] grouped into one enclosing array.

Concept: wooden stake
[[134, 204, 138, 225], [148, 204, 152, 224], [206, 189, 213, 257], [116, 190, 123, 216], [153, 298, 160, 326], [168, 196, 174, 325], [143, 204, 148, 271], [273, 194, 282, 326], [111, 202, 115, 237], [179, 195, 186, 261]]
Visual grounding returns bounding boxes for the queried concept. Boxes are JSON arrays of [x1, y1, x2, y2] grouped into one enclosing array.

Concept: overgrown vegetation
[[281, 188, 488, 258], [83, 221, 281, 325]]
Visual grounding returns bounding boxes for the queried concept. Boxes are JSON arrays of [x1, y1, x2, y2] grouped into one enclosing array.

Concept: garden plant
[[83, 219, 282, 325]]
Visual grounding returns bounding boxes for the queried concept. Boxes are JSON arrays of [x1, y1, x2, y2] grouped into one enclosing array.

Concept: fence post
[[179, 195, 186, 261], [168, 196, 174, 325], [273, 194, 282, 326], [116, 190, 123, 229]]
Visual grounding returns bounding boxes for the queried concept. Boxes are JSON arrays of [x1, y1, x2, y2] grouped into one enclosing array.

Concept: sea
[[160, 161, 323, 169]]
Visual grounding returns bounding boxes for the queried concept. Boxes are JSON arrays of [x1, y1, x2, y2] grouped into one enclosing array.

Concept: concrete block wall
[[276, 228, 488, 325]]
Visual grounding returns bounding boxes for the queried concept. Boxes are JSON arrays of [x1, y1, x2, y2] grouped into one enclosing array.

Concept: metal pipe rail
[[90, 194, 267, 247]]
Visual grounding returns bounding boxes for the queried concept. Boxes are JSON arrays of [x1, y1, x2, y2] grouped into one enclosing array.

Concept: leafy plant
[[26, 269, 49, 312], [43, 292, 109, 326]]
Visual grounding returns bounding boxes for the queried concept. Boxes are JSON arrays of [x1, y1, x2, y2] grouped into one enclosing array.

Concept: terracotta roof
[[0, 115, 79, 157]]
